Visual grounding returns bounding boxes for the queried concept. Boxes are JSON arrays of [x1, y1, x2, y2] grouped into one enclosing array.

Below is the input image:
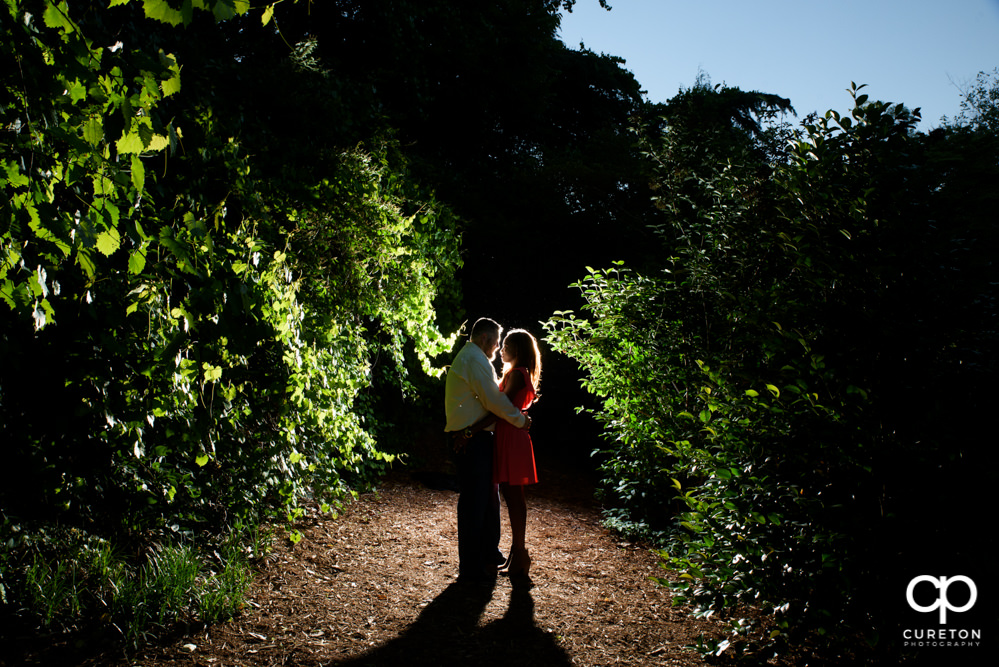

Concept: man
[[444, 317, 532, 582]]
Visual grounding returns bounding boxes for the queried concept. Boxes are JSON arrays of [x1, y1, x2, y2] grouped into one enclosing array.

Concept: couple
[[444, 317, 542, 584]]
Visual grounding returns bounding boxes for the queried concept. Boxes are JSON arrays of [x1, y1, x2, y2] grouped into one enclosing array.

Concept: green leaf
[[159, 51, 181, 96], [212, 0, 250, 22], [261, 4, 274, 25], [195, 454, 210, 467], [131, 155, 146, 192], [766, 384, 780, 398], [66, 79, 86, 103], [42, 1, 73, 31], [137, 122, 155, 149], [3, 160, 28, 188], [83, 117, 104, 146], [96, 227, 122, 256], [202, 362, 222, 383], [1, 279, 18, 308], [116, 131, 145, 154], [161, 73, 181, 97], [143, 0, 184, 26], [76, 248, 97, 279], [147, 133, 170, 152], [99, 200, 120, 228], [128, 243, 148, 274]]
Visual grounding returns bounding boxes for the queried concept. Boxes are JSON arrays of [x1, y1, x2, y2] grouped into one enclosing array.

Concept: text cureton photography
[[902, 575, 982, 649]]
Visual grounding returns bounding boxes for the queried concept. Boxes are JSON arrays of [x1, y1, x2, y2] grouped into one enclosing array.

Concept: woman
[[492, 329, 542, 578]]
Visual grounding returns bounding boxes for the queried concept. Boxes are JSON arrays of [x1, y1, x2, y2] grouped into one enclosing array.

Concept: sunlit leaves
[[1, 0, 187, 331], [3, 159, 28, 188], [82, 117, 104, 145], [135, 0, 252, 25], [142, 0, 184, 27], [2, 0, 465, 563], [116, 118, 171, 154], [130, 155, 146, 192], [128, 243, 148, 275], [211, 0, 250, 22], [95, 227, 121, 256], [159, 51, 182, 96], [41, 0, 74, 32], [202, 362, 222, 383]]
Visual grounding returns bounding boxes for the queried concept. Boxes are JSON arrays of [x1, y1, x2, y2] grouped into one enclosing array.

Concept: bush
[[1, 0, 461, 649], [545, 83, 999, 660]]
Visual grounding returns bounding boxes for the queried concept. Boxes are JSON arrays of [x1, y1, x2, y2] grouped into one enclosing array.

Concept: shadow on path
[[330, 579, 572, 666]]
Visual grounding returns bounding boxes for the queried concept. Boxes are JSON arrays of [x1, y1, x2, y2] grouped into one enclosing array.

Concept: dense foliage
[[1, 0, 461, 644], [1, 0, 653, 651], [4, 0, 996, 662], [546, 80, 999, 660]]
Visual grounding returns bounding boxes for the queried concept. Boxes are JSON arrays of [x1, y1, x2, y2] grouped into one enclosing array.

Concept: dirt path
[[129, 461, 729, 666]]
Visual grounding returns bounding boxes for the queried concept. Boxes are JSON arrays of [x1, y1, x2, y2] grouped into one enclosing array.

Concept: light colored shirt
[[444, 341, 526, 432]]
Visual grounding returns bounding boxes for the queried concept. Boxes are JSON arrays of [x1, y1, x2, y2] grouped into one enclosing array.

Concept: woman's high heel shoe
[[501, 548, 531, 577], [497, 553, 511, 572]]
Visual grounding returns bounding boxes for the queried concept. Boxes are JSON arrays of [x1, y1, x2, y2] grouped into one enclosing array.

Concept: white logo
[[906, 575, 978, 624]]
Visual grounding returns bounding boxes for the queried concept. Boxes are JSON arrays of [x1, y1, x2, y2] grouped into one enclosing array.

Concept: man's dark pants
[[454, 431, 500, 578]]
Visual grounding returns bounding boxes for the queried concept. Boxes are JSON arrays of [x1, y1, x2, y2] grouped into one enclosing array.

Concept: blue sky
[[558, 0, 999, 130]]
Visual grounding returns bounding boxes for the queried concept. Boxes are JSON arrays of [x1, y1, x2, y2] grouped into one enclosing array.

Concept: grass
[[4, 525, 264, 650]]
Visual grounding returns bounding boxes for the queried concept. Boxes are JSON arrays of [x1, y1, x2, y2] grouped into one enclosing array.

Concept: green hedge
[[546, 83, 999, 660]]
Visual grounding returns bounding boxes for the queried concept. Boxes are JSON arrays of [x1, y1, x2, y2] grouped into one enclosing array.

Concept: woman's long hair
[[502, 329, 542, 395]]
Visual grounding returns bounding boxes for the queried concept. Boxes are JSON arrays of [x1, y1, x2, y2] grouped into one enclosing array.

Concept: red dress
[[494, 367, 538, 485]]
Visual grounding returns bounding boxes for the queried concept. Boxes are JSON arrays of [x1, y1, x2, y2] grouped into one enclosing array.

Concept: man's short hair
[[470, 317, 502, 341]]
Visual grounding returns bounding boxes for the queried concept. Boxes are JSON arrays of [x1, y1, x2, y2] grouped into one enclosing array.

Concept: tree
[[545, 82, 999, 661], [953, 68, 999, 134], [248, 0, 661, 452], [1, 0, 462, 644]]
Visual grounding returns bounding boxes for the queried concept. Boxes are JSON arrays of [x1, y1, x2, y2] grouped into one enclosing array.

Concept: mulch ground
[[4, 445, 983, 666], [109, 458, 733, 667]]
